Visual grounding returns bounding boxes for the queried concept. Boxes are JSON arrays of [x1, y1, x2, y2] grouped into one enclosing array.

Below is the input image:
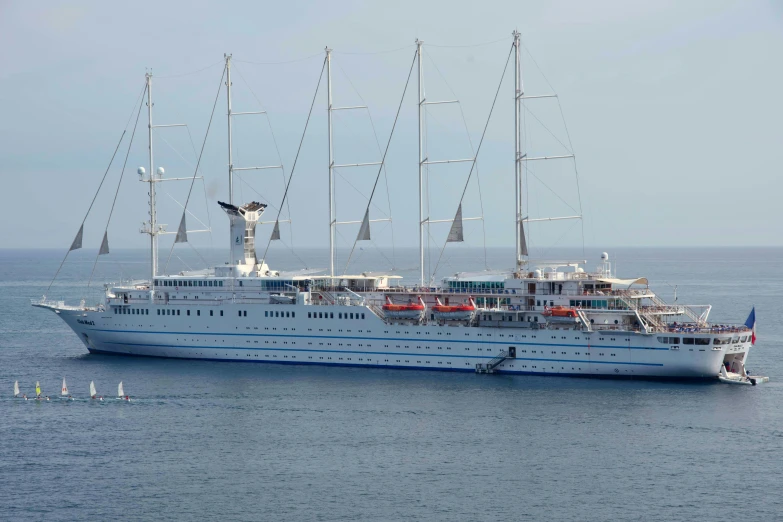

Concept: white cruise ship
[[34, 35, 756, 380]]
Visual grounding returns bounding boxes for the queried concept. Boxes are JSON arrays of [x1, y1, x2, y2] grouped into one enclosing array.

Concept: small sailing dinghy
[[35, 381, 43, 400], [90, 381, 103, 401], [117, 381, 130, 401], [60, 378, 73, 400], [14, 380, 20, 398]]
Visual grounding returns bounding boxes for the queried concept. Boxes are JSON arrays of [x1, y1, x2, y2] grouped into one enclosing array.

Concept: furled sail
[[446, 204, 464, 243], [175, 213, 188, 244], [356, 209, 371, 241], [99, 231, 110, 255], [69, 224, 84, 251], [271, 220, 280, 241], [519, 221, 528, 256]]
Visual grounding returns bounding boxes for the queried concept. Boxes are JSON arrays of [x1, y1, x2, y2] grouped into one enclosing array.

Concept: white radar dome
[[156, 167, 165, 177], [137, 167, 146, 176], [601, 252, 609, 261]]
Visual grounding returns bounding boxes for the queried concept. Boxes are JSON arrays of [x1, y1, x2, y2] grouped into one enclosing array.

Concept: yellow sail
[[35, 381, 41, 397]]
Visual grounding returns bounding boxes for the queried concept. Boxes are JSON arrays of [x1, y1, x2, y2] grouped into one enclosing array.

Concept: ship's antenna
[[326, 47, 335, 279], [416, 39, 424, 287]]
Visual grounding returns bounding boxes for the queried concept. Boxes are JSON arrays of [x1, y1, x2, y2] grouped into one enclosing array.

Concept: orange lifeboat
[[543, 305, 578, 318], [432, 297, 476, 321], [382, 296, 425, 319]]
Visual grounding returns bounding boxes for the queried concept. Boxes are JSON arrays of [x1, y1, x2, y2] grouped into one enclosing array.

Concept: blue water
[[1, 247, 781, 521]]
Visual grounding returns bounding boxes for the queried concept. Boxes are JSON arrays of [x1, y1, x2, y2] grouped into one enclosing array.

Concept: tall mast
[[513, 30, 524, 269], [416, 40, 425, 286], [146, 72, 158, 285], [326, 47, 335, 279], [226, 54, 234, 206], [225, 54, 235, 268]]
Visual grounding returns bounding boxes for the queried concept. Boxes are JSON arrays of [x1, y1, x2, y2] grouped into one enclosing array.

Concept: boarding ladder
[[476, 350, 508, 374]]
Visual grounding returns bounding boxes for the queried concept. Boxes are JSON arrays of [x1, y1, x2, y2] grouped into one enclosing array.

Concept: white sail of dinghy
[[117, 381, 124, 398], [61, 377, 69, 397], [14, 380, 20, 397], [90, 381, 97, 398]]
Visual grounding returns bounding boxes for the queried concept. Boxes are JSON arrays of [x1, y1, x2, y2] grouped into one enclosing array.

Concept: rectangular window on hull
[[210, 310, 213, 316], [682, 338, 694, 345]]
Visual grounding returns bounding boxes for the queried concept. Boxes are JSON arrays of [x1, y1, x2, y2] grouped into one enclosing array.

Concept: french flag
[[745, 307, 756, 345]]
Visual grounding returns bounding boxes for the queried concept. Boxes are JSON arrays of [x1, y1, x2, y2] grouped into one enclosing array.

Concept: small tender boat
[[14, 380, 20, 398], [719, 366, 769, 386], [382, 296, 425, 319], [432, 297, 476, 321]]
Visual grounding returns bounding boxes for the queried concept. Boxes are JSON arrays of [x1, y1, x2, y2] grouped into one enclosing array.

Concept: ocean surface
[[1, 246, 781, 521]]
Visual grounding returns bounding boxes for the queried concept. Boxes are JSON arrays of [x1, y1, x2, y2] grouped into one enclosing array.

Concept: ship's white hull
[[47, 304, 751, 380]]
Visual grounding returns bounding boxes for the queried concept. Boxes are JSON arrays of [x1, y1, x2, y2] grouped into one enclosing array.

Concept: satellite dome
[[137, 167, 146, 176], [156, 167, 165, 176], [601, 252, 609, 261]]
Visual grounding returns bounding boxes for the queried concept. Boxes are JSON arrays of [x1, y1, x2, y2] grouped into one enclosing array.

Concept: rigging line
[[336, 63, 397, 268], [521, 103, 573, 154], [44, 83, 142, 297], [233, 173, 280, 211], [234, 52, 323, 65], [332, 166, 389, 218], [431, 43, 514, 281], [231, 64, 293, 223], [555, 97, 586, 257], [428, 36, 509, 48], [526, 164, 579, 214], [184, 126, 214, 250], [537, 218, 579, 261], [160, 190, 211, 229], [156, 60, 224, 79], [334, 45, 411, 55], [342, 50, 417, 275], [164, 64, 226, 273], [86, 81, 146, 291], [186, 240, 210, 268], [272, 237, 309, 270], [427, 52, 490, 270], [261, 57, 328, 265], [517, 38, 557, 94]]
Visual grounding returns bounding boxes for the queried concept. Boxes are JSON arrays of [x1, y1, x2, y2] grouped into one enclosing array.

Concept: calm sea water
[[1, 247, 781, 521]]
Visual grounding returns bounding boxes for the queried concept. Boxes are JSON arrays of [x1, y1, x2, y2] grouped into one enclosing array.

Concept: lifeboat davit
[[543, 305, 578, 319], [382, 296, 425, 319], [432, 297, 476, 321]]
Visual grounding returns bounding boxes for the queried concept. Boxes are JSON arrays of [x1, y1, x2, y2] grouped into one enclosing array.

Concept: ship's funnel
[[218, 201, 267, 267]]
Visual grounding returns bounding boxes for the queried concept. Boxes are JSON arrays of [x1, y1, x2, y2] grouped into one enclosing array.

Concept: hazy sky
[[1, 0, 781, 260]]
